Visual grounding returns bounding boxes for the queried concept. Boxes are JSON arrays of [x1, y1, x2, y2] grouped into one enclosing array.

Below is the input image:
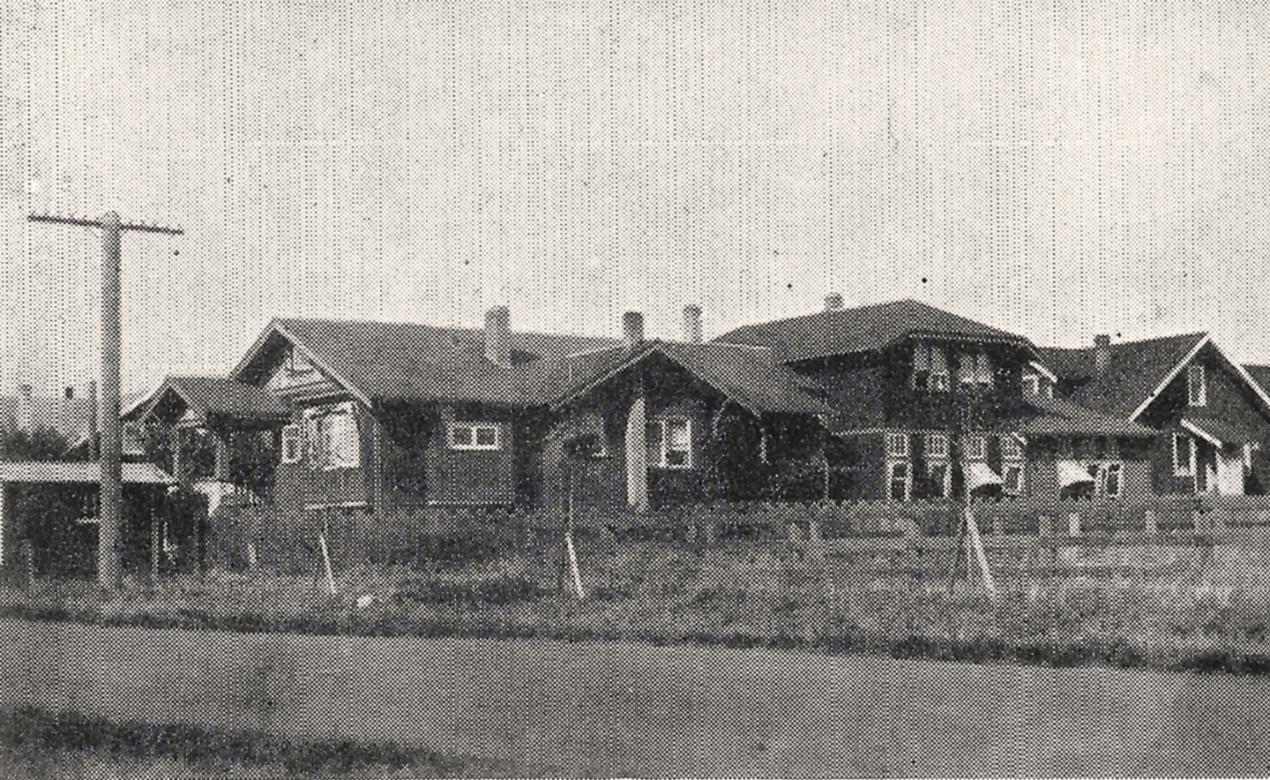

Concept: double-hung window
[[958, 352, 993, 388], [1173, 432, 1195, 476], [1188, 364, 1207, 407], [1000, 435, 1024, 462], [886, 432, 910, 459], [963, 434, 988, 461], [281, 423, 302, 464], [449, 422, 501, 451], [912, 343, 949, 392], [925, 433, 949, 460], [1102, 462, 1123, 498], [647, 417, 692, 469]]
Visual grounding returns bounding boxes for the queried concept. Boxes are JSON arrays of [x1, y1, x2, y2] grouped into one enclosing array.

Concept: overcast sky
[[2, 0, 1268, 396]]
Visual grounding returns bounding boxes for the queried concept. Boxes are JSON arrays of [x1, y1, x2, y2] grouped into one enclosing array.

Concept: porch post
[[212, 430, 231, 482], [625, 379, 649, 512]]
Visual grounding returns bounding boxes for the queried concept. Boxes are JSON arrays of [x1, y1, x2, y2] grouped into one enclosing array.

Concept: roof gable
[[714, 298, 1034, 363], [139, 376, 289, 423]]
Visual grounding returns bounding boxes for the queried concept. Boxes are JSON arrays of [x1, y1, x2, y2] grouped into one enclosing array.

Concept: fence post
[[1068, 512, 1081, 537]]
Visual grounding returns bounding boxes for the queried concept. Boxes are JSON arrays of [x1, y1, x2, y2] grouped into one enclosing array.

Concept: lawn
[[0, 706, 543, 778], [4, 539, 1270, 674]]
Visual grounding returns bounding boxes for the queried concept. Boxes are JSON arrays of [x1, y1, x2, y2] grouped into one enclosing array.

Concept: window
[[963, 435, 987, 461], [886, 432, 910, 459], [959, 352, 993, 388], [1103, 462, 1123, 498], [647, 417, 692, 469], [1173, 433, 1195, 476], [911, 343, 950, 392], [1000, 435, 1023, 461], [1022, 373, 1040, 397], [1002, 463, 1024, 495], [1188, 364, 1207, 407], [925, 433, 949, 460], [281, 423, 302, 464], [306, 406, 361, 469], [927, 462, 951, 498], [888, 461, 911, 501], [288, 348, 315, 375], [449, 422, 501, 451]]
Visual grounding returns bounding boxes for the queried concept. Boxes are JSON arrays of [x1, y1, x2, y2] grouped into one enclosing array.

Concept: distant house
[[1040, 333, 1270, 495], [0, 384, 93, 445]]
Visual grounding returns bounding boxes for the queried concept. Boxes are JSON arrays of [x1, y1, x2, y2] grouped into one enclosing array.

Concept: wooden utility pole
[[28, 211, 183, 590]]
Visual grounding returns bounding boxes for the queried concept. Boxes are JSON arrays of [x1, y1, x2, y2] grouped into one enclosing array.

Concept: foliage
[[0, 428, 70, 462]]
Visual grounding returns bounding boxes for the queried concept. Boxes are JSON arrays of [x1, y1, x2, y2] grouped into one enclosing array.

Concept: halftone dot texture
[[5, 1, 1270, 777]]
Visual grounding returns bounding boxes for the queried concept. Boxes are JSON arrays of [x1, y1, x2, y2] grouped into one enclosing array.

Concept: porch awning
[[962, 462, 1003, 492], [1181, 417, 1258, 448], [1057, 460, 1096, 488]]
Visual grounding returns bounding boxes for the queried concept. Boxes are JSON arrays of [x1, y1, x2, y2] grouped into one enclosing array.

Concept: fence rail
[[206, 494, 1270, 572]]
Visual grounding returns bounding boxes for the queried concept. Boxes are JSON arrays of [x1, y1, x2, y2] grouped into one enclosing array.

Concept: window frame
[[448, 421, 502, 452], [1188, 364, 1207, 407], [886, 432, 910, 459], [963, 434, 988, 461], [926, 461, 951, 499], [1173, 432, 1195, 476], [1102, 461, 1123, 498], [888, 460, 912, 502], [1001, 462, 1025, 495], [648, 416, 692, 470], [280, 423, 302, 464], [925, 433, 949, 460], [1022, 373, 1040, 397], [1000, 434, 1024, 462]]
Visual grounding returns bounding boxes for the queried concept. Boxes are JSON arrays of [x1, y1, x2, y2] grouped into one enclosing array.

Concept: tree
[[0, 428, 70, 462]]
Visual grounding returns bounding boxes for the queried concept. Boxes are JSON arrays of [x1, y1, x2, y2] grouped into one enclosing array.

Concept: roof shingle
[[1038, 333, 1207, 418]]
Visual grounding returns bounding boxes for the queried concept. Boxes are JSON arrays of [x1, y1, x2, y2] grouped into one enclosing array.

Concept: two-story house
[[1040, 333, 1270, 495], [717, 297, 1155, 501]]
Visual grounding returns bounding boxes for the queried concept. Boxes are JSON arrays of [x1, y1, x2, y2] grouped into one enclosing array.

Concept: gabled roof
[[544, 340, 834, 416], [714, 298, 1035, 363], [1245, 364, 1270, 395], [138, 376, 289, 423], [230, 317, 622, 406], [1039, 333, 1270, 421], [1015, 393, 1155, 437]]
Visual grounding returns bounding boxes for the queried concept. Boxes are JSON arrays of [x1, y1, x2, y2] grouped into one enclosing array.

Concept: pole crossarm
[[28, 212, 184, 236]]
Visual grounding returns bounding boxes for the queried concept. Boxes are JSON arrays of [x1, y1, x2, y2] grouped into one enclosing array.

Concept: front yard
[[4, 539, 1270, 674]]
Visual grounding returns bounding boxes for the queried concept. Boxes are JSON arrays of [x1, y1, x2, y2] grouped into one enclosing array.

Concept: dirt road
[[2, 618, 1268, 776]]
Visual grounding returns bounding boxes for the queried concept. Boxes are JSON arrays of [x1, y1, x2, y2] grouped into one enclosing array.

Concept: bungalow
[[715, 297, 1156, 501], [1040, 333, 1270, 495], [150, 306, 831, 515]]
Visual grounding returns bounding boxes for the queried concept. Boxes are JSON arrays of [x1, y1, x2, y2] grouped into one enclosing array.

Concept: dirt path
[[2, 618, 1268, 777]]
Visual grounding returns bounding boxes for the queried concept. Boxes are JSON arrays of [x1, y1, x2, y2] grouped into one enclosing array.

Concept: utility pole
[[28, 211, 183, 590]]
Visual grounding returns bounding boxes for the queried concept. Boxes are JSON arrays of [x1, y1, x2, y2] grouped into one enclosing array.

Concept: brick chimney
[[1094, 334, 1111, 375], [824, 292, 844, 311], [622, 311, 645, 349], [484, 305, 511, 367], [682, 304, 703, 344], [16, 383, 32, 432]]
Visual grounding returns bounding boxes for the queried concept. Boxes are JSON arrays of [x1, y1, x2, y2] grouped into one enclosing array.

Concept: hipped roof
[[714, 298, 1035, 363]]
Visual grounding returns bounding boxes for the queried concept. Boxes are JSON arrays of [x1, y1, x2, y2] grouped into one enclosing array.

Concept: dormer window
[[911, 342, 949, 392], [1188, 364, 1207, 407], [958, 352, 993, 388]]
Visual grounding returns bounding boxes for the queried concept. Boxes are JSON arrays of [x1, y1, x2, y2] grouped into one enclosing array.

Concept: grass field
[[0, 706, 541, 778], [4, 539, 1270, 673]]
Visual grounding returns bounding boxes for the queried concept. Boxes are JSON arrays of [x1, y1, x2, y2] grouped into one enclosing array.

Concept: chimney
[[824, 292, 844, 311], [484, 305, 511, 367], [622, 311, 645, 349], [16, 383, 32, 432], [1094, 334, 1111, 375], [62, 386, 75, 441], [682, 304, 703, 344]]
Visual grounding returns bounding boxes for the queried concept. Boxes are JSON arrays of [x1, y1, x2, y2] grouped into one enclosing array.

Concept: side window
[[281, 423, 302, 464], [888, 461, 911, 501], [1188, 364, 1207, 407], [1173, 433, 1194, 476], [647, 417, 692, 469]]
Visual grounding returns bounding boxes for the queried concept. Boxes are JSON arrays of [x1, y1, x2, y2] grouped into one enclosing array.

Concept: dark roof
[[1245, 364, 1270, 395], [142, 376, 289, 422], [713, 299, 1034, 363], [232, 317, 621, 406], [1015, 394, 1155, 437], [543, 341, 834, 416], [1037, 333, 1207, 418]]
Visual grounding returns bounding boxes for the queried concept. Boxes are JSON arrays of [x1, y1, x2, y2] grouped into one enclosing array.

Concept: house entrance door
[[1216, 446, 1246, 495]]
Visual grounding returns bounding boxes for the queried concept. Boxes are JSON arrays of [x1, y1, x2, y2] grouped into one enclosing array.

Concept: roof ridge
[[275, 315, 618, 344]]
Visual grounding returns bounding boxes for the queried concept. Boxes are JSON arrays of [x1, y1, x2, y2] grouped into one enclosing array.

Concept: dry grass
[[5, 540, 1270, 673]]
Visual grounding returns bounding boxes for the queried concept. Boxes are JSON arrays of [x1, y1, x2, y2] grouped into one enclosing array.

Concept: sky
[[2, 0, 1268, 396]]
